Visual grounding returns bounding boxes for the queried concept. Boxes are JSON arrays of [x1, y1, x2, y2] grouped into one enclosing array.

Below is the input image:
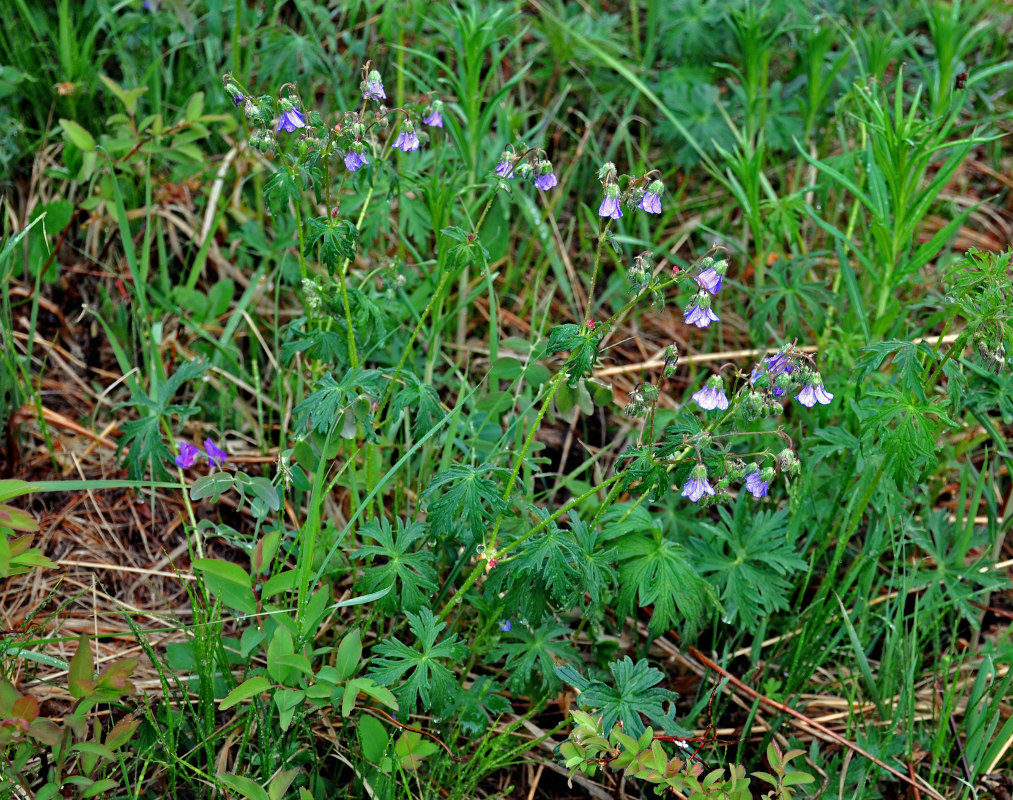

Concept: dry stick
[[593, 333, 962, 378], [687, 646, 947, 800]]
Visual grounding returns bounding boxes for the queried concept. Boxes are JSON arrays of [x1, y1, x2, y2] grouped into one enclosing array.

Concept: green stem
[[377, 265, 459, 416], [336, 182, 376, 369], [438, 473, 622, 623], [493, 371, 566, 532], [498, 474, 622, 557], [583, 219, 614, 324]]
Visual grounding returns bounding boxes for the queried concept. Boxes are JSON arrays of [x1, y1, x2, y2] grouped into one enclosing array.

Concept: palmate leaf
[[616, 528, 712, 637], [263, 168, 302, 216], [344, 287, 387, 346], [491, 619, 579, 696], [750, 253, 832, 341], [389, 373, 445, 437], [860, 386, 957, 486], [547, 323, 603, 387], [303, 216, 358, 275], [556, 657, 679, 737], [483, 563, 554, 626], [687, 497, 805, 634], [292, 368, 385, 435], [353, 517, 436, 613], [280, 317, 350, 367], [116, 359, 208, 480], [368, 608, 468, 714], [451, 676, 512, 736], [615, 445, 671, 500], [567, 511, 616, 609], [421, 462, 508, 545], [508, 508, 581, 605], [906, 510, 1007, 626], [853, 339, 933, 402]]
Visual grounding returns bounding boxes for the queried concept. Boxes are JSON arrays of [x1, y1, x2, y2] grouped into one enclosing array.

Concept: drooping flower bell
[[691, 375, 729, 411], [598, 184, 622, 219], [744, 467, 773, 498], [393, 121, 421, 152], [533, 159, 558, 190], [344, 147, 369, 172], [683, 292, 719, 328], [276, 98, 306, 133], [422, 98, 444, 128], [681, 464, 715, 503], [697, 256, 728, 294], [362, 70, 386, 101], [637, 179, 664, 214], [795, 375, 834, 408]]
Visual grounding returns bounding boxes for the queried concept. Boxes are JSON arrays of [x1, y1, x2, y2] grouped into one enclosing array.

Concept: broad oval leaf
[[219, 676, 271, 710]]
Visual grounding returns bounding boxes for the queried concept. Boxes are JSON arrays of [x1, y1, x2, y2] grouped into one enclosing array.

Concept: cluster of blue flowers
[[222, 66, 445, 173], [683, 255, 728, 329], [595, 162, 665, 219], [680, 454, 792, 504], [495, 147, 558, 191], [676, 344, 832, 504]]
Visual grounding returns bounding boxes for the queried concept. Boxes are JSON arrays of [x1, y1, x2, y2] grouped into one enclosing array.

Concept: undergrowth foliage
[[3, 1, 1013, 799]]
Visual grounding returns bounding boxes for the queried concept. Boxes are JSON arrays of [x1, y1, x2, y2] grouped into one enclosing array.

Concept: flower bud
[[598, 161, 618, 182]]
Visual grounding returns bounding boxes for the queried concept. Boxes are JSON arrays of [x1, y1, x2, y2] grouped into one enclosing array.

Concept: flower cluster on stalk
[[494, 146, 559, 193], [223, 63, 446, 171], [673, 343, 833, 505]]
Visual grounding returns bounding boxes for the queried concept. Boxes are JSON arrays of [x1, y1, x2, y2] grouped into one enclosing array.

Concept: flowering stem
[[438, 472, 621, 624], [493, 371, 566, 534], [376, 261, 459, 417], [923, 312, 962, 388], [437, 372, 567, 625], [335, 182, 376, 370], [583, 219, 614, 325], [497, 473, 622, 558], [290, 170, 309, 284]]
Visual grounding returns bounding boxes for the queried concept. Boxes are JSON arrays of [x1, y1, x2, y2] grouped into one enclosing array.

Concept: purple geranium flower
[[499, 619, 512, 632], [598, 192, 622, 219], [691, 378, 729, 411], [362, 71, 386, 101], [681, 465, 715, 503], [175, 441, 200, 469], [638, 191, 662, 214], [276, 107, 306, 133], [534, 170, 557, 190], [684, 302, 719, 328], [204, 439, 228, 468], [344, 150, 369, 171], [795, 378, 834, 408], [495, 159, 515, 178], [744, 470, 769, 498], [751, 353, 794, 396], [422, 109, 443, 127], [393, 127, 420, 152], [697, 268, 722, 294]]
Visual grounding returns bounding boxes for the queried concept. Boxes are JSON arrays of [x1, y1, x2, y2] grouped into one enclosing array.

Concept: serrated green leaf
[[367, 608, 467, 714], [558, 657, 678, 737], [354, 517, 436, 613]]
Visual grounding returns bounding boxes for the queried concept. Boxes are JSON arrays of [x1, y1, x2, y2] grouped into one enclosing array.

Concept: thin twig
[[688, 646, 946, 800]]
